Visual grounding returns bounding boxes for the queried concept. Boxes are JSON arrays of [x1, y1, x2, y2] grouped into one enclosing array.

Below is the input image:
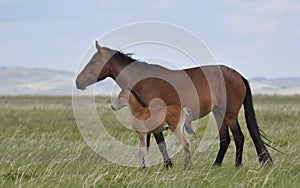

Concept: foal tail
[[242, 76, 273, 165], [183, 108, 195, 135]]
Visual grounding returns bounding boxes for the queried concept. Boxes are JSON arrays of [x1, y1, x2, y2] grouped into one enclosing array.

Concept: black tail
[[259, 128, 284, 154], [242, 76, 273, 165]]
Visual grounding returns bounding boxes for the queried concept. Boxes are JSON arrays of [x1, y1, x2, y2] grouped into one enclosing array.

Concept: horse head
[[76, 41, 115, 90]]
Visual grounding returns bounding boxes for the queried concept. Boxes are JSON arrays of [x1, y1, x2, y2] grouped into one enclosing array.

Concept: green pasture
[[0, 95, 299, 187]]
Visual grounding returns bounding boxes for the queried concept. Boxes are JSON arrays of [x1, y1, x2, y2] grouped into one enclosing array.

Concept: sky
[[0, 0, 299, 78]]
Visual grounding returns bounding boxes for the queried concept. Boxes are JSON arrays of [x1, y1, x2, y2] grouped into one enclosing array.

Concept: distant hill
[[0, 67, 117, 95], [250, 77, 300, 95], [0, 67, 299, 95]]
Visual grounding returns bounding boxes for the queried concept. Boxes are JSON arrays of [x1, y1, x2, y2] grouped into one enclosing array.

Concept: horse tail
[[259, 128, 285, 154], [241, 76, 273, 165], [183, 108, 195, 135]]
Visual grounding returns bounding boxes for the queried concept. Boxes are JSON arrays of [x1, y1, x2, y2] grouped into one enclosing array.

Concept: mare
[[76, 41, 273, 166], [111, 89, 195, 169]]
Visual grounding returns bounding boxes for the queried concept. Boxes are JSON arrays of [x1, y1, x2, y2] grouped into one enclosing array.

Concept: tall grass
[[0, 95, 299, 187]]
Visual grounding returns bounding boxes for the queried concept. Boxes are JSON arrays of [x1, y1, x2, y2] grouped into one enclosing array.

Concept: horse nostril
[[111, 104, 117, 111]]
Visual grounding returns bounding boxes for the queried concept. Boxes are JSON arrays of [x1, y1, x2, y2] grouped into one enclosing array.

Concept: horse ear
[[95, 41, 101, 51]]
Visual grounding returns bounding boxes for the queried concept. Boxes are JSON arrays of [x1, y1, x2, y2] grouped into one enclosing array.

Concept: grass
[[0, 95, 299, 187]]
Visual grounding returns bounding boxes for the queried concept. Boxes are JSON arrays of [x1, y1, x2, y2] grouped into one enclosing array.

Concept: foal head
[[111, 89, 130, 111]]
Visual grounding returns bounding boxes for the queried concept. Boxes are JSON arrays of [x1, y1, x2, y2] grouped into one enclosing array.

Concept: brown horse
[[76, 41, 273, 166], [111, 89, 195, 169]]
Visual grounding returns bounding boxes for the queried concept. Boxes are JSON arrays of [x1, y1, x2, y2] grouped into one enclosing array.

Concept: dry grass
[[0, 95, 299, 187]]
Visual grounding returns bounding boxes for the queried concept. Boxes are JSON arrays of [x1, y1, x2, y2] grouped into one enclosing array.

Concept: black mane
[[113, 50, 170, 71], [114, 51, 136, 63]]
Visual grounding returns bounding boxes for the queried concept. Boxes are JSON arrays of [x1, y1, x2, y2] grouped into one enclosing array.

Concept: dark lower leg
[[212, 106, 230, 166], [229, 121, 245, 167], [153, 132, 172, 168], [146, 134, 151, 152], [234, 136, 244, 167], [213, 133, 231, 166], [234, 142, 244, 167], [229, 120, 244, 166], [213, 124, 230, 166]]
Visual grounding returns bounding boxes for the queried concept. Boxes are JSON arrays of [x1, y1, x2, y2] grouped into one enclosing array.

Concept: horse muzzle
[[111, 104, 118, 111], [76, 79, 87, 90]]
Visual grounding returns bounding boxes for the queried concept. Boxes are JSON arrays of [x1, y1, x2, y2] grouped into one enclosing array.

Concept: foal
[[111, 89, 195, 169]]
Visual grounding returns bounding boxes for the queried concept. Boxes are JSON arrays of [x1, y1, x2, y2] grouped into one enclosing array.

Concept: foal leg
[[174, 128, 192, 170], [138, 132, 148, 168], [225, 117, 244, 167], [153, 132, 172, 168], [212, 105, 231, 166]]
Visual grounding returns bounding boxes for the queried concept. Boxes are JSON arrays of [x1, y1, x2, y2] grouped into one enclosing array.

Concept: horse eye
[[90, 61, 96, 64]]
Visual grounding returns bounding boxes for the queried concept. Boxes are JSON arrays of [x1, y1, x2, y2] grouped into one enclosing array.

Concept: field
[[0, 95, 299, 187]]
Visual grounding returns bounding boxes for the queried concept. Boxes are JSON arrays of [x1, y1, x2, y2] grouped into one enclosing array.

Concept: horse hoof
[[212, 162, 222, 167], [138, 164, 147, 169], [235, 162, 243, 167], [164, 159, 173, 169]]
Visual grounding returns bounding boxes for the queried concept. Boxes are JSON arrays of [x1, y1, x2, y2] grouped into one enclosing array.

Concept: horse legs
[[213, 124, 231, 166], [225, 117, 245, 167], [138, 132, 148, 168], [212, 105, 245, 166], [146, 133, 151, 151], [173, 128, 192, 170], [212, 105, 231, 166], [153, 132, 173, 168]]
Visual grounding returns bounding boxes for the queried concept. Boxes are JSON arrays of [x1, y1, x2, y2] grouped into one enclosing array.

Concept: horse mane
[[114, 51, 136, 63], [113, 50, 170, 71]]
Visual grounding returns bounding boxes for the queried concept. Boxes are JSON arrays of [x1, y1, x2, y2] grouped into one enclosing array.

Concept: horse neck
[[109, 55, 134, 87], [128, 92, 144, 114]]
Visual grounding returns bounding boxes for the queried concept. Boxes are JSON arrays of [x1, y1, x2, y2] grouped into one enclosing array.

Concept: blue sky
[[0, 0, 299, 78]]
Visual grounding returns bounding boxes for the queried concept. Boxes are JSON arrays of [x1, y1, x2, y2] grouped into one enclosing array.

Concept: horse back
[[132, 65, 246, 119]]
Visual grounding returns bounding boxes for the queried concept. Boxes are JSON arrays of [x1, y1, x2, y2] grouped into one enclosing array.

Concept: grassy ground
[[0, 95, 299, 187]]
